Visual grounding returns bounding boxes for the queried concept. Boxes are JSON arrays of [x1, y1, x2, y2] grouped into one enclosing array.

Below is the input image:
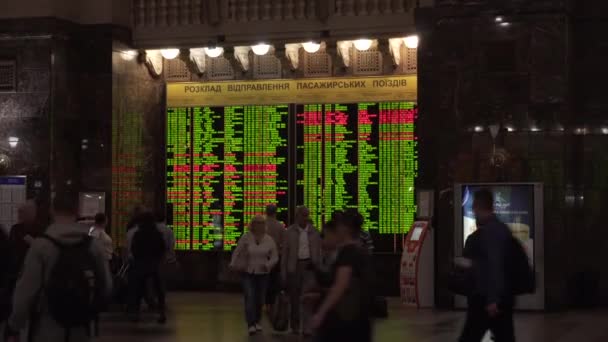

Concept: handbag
[[271, 291, 289, 332], [230, 241, 249, 273]]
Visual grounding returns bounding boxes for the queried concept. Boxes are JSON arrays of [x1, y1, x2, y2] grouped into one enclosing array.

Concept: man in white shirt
[[89, 213, 113, 261], [281, 206, 321, 335]]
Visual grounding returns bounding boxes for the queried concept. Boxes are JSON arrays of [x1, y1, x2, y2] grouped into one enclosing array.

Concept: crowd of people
[[0, 188, 522, 342], [230, 205, 377, 341], [0, 193, 176, 341]]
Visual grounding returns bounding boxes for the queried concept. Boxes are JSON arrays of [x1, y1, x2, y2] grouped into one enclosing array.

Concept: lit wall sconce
[[302, 41, 321, 54], [204, 47, 224, 58], [120, 50, 139, 61], [160, 48, 180, 59], [8, 137, 19, 148], [353, 39, 373, 51], [403, 35, 419, 49], [251, 43, 271, 56]]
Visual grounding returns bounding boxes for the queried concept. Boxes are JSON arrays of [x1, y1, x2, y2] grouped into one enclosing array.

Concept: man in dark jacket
[[459, 189, 515, 342]]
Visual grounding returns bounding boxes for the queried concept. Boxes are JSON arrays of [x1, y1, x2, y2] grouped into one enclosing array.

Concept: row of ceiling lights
[[153, 35, 420, 60], [473, 125, 608, 135]]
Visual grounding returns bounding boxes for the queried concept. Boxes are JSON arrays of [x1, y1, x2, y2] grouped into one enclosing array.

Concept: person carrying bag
[[230, 215, 278, 336]]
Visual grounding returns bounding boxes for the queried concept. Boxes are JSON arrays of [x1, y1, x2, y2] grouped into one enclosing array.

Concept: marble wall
[[418, 1, 608, 309], [0, 38, 52, 208], [110, 43, 165, 245]]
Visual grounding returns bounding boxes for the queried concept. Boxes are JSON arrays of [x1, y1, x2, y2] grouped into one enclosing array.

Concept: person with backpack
[[4, 191, 112, 342], [458, 189, 518, 342], [311, 210, 374, 342], [127, 211, 167, 324]]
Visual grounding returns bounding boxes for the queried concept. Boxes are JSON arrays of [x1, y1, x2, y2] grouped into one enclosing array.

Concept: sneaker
[[255, 323, 263, 332], [248, 326, 257, 336]]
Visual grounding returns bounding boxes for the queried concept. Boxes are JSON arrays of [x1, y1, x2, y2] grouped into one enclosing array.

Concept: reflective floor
[[98, 293, 608, 342]]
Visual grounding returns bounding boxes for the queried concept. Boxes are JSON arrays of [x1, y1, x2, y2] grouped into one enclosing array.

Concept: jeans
[[242, 273, 269, 327], [459, 296, 515, 342]]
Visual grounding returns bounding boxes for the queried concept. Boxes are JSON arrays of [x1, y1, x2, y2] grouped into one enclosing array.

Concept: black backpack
[[42, 235, 101, 337], [506, 235, 535, 295]]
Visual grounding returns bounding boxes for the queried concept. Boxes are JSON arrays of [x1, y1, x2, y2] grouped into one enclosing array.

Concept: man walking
[[459, 189, 515, 342], [265, 204, 285, 312], [281, 206, 321, 336], [4, 191, 112, 342]]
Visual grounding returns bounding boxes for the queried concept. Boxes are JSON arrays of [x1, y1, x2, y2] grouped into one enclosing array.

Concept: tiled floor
[[97, 293, 608, 342]]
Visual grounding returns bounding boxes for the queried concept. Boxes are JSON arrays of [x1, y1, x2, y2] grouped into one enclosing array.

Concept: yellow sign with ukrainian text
[[166, 75, 417, 107]]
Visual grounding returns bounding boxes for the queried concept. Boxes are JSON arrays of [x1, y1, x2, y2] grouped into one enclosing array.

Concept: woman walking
[[230, 215, 278, 335], [311, 210, 374, 342]]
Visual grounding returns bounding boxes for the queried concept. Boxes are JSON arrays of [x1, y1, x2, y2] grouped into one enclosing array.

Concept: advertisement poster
[[461, 184, 535, 266]]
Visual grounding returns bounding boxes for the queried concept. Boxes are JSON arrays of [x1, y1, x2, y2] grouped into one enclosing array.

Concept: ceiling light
[[353, 39, 373, 51], [8, 137, 18, 148], [403, 35, 419, 49], [160, 48, 180, 59], [530, 126, 541, 132], [601, 127, 608, 135], [251, 43, 271, 56], [302, 41, 321, 54], [204, 47, 224, 58], [505, 125, 516, 132], [474, 126, 484, 133], [499, 22, 511, 27], [495, 16, 504, 23]]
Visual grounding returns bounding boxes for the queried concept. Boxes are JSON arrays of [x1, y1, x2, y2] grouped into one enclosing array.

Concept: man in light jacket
[[281, 206, 321, 335], [5, 191, 112, 342]]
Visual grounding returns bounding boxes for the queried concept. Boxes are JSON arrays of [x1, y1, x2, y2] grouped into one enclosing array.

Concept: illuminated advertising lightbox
[[461, 184, 535, 266]]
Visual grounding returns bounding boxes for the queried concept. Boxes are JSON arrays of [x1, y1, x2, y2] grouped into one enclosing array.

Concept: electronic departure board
[[296, 102, 417, 232], [166, 101, 417, 251], [167, 105, 289, 251]]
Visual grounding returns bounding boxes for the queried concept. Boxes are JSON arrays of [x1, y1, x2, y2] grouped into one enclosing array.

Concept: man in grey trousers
[[281, 206, 321, 335]]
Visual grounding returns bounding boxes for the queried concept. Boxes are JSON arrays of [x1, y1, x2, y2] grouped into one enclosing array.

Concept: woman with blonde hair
[[230, 215, 278, 335]]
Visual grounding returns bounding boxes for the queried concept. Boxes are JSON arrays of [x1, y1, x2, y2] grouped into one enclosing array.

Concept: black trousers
[[128, 266, 166, 315], [459, 296, 515, 342]]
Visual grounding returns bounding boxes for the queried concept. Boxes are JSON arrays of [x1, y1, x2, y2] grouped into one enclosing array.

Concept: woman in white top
[[89, 213, 113, 261], [230, 215, 278, 335]]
